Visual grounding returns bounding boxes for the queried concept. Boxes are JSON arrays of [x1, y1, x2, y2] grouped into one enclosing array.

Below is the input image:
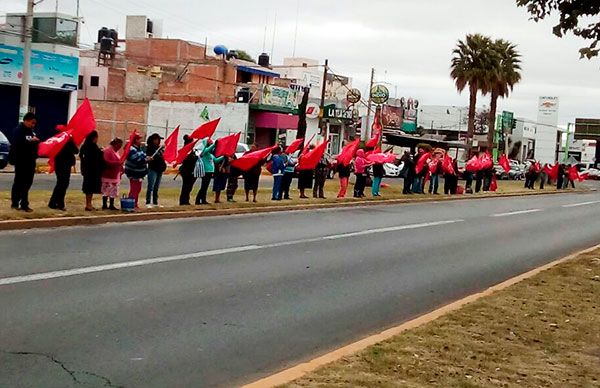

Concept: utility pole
[[318, 59, 328, 139], [364, 67, 375, 141], [19, 0, 35, 121]]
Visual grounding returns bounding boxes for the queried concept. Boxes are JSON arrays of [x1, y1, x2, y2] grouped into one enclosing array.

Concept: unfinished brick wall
[[83, 100, 149, 145]]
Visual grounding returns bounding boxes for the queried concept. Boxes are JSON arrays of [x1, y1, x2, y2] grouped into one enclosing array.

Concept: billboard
[[575, 118, 600, 139], [382, 105, 403, 129], [260, 85, 299, 109], [0, 43, 79, 91]]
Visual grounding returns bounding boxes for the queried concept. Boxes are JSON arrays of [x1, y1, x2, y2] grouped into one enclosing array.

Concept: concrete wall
[[125, 72, 159, 102], [147, 100, 249, 142]]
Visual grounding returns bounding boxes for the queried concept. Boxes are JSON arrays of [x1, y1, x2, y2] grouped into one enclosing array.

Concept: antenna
[[262, 15, 268, 52], [271, 11, 277, 61], [292, 0, 300, 57]]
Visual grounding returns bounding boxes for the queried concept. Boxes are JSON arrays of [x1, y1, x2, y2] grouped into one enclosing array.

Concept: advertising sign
[[370, 84, 389, 105], [0, 43, 79, 90], [323, 104, 352, 120], [260, 85, 299, 109], [382, 105, 403, 129]]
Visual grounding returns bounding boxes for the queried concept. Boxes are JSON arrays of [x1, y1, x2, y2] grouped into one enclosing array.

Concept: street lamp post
[[19, 0, 35, 121]]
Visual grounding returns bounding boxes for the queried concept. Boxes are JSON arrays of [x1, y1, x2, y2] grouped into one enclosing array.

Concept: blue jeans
[[429, 174, 439, 194], [372, 176, 382, 196], [272, 175, 283, 200], [146, 169, 163, 205], [412, 176, 424, 193]]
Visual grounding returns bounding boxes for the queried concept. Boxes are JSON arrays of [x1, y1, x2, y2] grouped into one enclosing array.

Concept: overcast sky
[[5, 0, 600, 125]]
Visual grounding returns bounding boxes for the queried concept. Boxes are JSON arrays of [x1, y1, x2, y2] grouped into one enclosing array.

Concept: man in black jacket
[[10, 113, 39, 211]]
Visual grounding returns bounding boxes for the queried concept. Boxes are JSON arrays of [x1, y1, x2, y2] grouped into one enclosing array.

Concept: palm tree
[[450, 34, 496, 147], [487, 40, 522, 148]]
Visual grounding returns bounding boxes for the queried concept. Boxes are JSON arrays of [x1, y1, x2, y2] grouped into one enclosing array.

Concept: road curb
[[241, 243, 600, 388], [0, 189, 588, 231]]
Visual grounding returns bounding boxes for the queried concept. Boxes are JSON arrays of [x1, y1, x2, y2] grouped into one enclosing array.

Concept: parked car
[[0, 131, 10, 170], [581, 168, 600, 180], [235, 143, 250, 159]]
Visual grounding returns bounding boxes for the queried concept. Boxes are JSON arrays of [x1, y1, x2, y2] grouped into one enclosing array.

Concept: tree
[[450, 34, 496, 148], [235, 50, 256, 63], [487, 40, 522, 148], [517, 0, 600, 58], [475, 108, 490, 135]]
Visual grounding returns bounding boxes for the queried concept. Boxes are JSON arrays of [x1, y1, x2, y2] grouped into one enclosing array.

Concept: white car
[[383, 162, 401, 177], [235, 143, 250, 159]]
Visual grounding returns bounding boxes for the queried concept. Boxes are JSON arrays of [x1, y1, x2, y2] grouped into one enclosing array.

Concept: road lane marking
[[562, 200, 600, 208], [490, 209, 542, 218], [323, 220, 464, 240], [0, 219, 464, 286]]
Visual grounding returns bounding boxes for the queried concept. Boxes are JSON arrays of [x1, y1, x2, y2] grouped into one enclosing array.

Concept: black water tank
[[237, 88, 250, 103], [100, 37, 114, 54], [97, 27, 109, 43], [258, 53, 270, 67], [109, 29, 118, 47]]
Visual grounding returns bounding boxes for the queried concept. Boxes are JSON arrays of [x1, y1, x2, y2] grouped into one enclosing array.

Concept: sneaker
[[146, 204, 154, 209]]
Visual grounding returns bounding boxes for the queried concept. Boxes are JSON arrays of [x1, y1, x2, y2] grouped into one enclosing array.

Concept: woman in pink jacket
[[101, 138, 124, 210], [353, 149, 372, 198]]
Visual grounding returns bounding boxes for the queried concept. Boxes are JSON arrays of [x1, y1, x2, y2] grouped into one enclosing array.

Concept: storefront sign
[[0, 43, 79, 90], [346, 88, 361, 104], [305, 102, 320, 119], [323, 104, 352, 120], [382, 105, 403, 129], [370, 84, 389, 105], [260, 85, 299, 109]]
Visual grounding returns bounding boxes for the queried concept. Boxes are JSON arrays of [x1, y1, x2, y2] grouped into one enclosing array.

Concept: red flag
[[365, 134, 380, 148], [215, 132, 241, 157], [336, 139, 360, 167], [175, 139, 200, 166], [490, 175, 498, 191], [38, 131, 71, 158], [428, 158, 440, 174], [569, 166, 580, 182], [367, 152, 397, 164], [163, 126, 180, 164], [120, 130, 140, 164], [499, 154, 510, 173], [415, 152, 431, 174], [301, 134, 316, 156], [465, 156, 481, 172], [190, 118, 221, 139], [67, 99, 96, 146], [442, 155, 455, 175], [545, 164, 559, 181], [285, 138, 304, 155], [479, 153, 493, 170], [230, 146, 276, 172], [297, 141, 329, 171]]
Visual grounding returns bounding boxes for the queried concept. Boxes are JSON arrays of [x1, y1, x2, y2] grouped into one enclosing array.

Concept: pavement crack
[[2, 350, 123, 387]]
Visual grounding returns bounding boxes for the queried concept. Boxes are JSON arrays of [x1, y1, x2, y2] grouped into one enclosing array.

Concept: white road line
[[0, 219, 464, 286], [562, 200, 600, 208], [490, 209, 543, 218]]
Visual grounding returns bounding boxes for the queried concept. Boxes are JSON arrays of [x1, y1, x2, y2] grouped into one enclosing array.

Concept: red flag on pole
[[415, 152, 431, 174], [38, 130, 72, 172], [301, 134, 316, 156], [465, 155, 481, 172], [67, 98, 96, 146], [190, 118, 221, 139], [285, 138, 304, 155], [367, 152, 397, 164], [479, 153, 493, 170], [499, 154, 510, 173], [297, 140, 329, 171], [230, 146, 276, 172], [120, 130, 140, 164], [365, 134, 380, 149], [215, 132, 241, 157], [174, 138, 199, 166], [162, 126, 180, 164], [442, 154, 455, 175], [336, 139, 360, 166]]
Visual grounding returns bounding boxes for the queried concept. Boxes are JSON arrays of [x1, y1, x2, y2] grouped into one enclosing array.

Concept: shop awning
[[254, 112, 298, 129]]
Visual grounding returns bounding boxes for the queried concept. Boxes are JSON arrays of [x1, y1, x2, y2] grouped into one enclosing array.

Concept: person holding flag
[[281, 150, 297, 200], [243, 144, 263, 203], [353, 149, 372, 198], [194, 138, 224, 205], [313, 154, 330, 199], [48, 130, 78, 211], [178, 135, 199, 206], [101, 138, 124, 210], [270, 146, 286, 201], [79, 131, 105, 211], [145, 133, 167, 208], [124, 133, 150, 209]]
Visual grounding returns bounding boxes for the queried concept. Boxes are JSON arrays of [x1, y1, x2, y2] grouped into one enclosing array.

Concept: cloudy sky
[[5, 0, 600, 125]]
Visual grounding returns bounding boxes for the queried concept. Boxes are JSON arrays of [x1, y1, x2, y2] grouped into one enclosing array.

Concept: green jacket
[[197, 140, 224, 174]]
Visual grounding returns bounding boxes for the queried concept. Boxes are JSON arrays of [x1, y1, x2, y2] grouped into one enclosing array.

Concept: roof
[[232, 59, 280, 78]]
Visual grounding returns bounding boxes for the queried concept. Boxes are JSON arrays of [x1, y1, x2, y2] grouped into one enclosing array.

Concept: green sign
[[501, 111, 514, 132]]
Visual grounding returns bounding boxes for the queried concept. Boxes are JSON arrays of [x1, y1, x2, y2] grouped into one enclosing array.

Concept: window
[[78, 75, 83, 90], [90, 76, 100, 87], [32, 17, 78, 47]]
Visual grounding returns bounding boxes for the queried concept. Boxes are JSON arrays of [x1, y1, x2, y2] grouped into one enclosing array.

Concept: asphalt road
[[2, 191, 600, 387]]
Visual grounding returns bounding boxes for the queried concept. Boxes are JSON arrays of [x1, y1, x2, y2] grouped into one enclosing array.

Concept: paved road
[[2, 191, 600, 387]]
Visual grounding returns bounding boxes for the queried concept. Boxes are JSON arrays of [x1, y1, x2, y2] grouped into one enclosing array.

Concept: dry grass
[[285, 250, 600, 388], [0, 178, 558, 221]]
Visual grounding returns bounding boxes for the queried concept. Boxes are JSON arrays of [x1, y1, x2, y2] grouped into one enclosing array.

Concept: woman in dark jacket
[[145, 133, 167, 208], [79, 130, 104, 211], [48, 135, 78, 211], [124, 134, 149, 209]]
